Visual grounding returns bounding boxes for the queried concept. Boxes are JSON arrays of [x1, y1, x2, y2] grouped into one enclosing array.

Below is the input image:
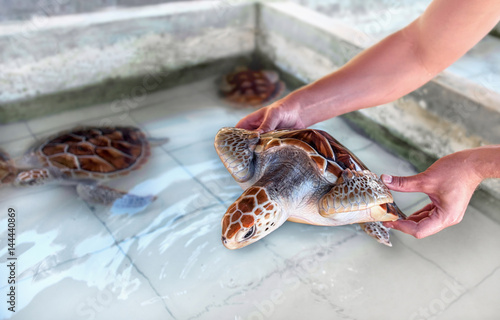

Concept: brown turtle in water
[[214, 127, 406, 249], [13, 126, 168, 208], [219, 67, 285, 107]]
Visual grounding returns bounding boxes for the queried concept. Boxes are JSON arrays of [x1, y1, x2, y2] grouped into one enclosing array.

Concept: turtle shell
[[220, 68, 285, 107], [35, 126, 150, 179], [259, 129, 367, 177]]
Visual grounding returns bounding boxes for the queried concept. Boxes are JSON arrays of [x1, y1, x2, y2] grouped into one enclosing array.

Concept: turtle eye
[[243, 226, 255, 239]]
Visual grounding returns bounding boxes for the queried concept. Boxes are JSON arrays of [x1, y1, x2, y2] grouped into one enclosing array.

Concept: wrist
[[278, 89, 311, 127], [468, 145, 500, 181], [282, 85, 331, 128]]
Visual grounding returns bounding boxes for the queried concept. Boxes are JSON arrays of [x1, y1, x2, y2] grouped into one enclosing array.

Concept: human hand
[[381, 150, 483, 239], [235, 97, 307, 133]]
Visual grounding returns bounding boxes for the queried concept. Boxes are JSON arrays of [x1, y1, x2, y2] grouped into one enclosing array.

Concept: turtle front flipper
[[14, 169, 53, 187], [214, 127, 260, 183], [359, 222, 392, 246], [319, 169, 398, 222], [76, 183, 156, 208]]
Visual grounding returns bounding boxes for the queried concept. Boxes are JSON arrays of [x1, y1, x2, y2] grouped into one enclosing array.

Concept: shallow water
[[0, 77, 499, 319]]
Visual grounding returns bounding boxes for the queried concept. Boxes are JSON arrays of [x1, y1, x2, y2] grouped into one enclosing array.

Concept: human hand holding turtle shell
[[236, 97, 308, 133]]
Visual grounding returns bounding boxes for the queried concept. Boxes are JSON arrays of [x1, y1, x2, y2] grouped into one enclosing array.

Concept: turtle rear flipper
[[359, 222, 392, 246], [76, 183, 156, 208], [319, 169, 398, 222], [359, 202, 406, 246]]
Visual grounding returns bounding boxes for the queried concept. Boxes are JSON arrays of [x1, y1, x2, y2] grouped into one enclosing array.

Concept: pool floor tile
[[0, 188, 115, 283], [440, 266, 500, 319], [130, 94, 250, 152], [170, 139, 243, 203], [8, 245, 174, 320], [393, 204, 500, 289], [90, 148, 222, 242]]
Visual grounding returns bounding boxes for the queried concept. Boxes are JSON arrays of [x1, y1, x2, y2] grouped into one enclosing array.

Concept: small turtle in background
[[215, 127, 406, 249], [219, 67, 285, 107], [0, 149, 18, 187], [13, 126, 168, 209]]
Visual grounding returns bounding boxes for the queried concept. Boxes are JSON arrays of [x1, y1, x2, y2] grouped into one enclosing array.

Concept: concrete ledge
[[0, 1, 255, 122]]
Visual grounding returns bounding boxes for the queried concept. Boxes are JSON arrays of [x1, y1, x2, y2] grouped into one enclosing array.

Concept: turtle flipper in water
[[76, 183, 156, 208]]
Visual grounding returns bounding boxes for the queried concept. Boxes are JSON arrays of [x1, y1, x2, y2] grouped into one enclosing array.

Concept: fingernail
[[382, 174, 392, 184], [383, 222, 394, 228]]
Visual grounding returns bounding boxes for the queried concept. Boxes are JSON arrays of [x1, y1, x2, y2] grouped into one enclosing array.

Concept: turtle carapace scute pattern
[[13, 126, 168, 209], [219, 67, 285, 107]]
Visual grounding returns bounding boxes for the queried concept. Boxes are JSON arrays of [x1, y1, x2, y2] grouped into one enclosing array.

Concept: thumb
[[236, 109, 265, 130], [257, 110, 279, 133], [381, 173, 425, 193]]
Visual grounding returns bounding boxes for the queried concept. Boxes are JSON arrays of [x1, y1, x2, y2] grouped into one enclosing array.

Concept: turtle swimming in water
[[214, 127, 406, 249], [219, 67, 285, 107], [12, 126, 168, 208]]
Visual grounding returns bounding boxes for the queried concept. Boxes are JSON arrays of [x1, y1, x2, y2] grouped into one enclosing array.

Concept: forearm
[[468, 145, 500, 181], [281, 0, 500, 127], [287, 28, 433, 126]]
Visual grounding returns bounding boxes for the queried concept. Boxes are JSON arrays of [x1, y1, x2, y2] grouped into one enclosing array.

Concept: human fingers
[[256, 107, 281, 133], [381, 173, 430, 193], [384, 208, 447, 239], [235, 108, 266, 130], [405, 203, 434, 221], [382, 203, 432, 227]]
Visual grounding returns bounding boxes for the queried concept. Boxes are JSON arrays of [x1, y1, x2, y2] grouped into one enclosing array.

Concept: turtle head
[[221, 186, 285, 249], [14, 169, 53, 187]]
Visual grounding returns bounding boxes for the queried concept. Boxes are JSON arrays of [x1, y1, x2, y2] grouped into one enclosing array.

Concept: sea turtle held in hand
[[219, 67, 285, 107], [13, 126, 168, 208], [214, 127, 406, 249]]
